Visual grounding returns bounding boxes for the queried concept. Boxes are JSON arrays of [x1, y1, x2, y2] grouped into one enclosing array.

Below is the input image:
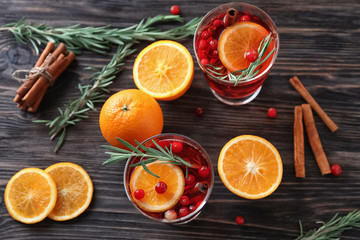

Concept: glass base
[[210, 86, 262, 105]]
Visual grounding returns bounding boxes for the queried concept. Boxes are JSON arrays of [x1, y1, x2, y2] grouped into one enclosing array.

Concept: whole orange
[[99, 89, 163, 149]]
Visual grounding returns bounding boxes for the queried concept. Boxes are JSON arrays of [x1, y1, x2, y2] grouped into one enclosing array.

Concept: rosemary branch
[[1, 15, 201, 54], [103, 138, 193, 178], [295, 209, 360, 240], [207, 33, 275, 86], [29, 15, 200, 152]]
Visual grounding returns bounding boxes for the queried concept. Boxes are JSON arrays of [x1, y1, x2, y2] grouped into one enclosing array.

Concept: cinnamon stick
[[289, 76, 338, 132], [294, 106, 305, 178], [301, 104, 331, 175], [24, 52, 75, 112], [224, 8, 238, 28], [14, 41, 55, 100]]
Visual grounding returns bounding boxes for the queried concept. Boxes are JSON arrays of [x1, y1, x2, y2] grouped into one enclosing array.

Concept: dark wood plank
[[0, 0, 359, 239]]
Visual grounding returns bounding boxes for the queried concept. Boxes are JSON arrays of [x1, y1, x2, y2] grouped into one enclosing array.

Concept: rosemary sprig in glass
[[295, 209, 360, 240], [206, 33, 275, 86], [0, 15, 200, 54], [103, 138, 194, 178], [27, 15, 200, 152]]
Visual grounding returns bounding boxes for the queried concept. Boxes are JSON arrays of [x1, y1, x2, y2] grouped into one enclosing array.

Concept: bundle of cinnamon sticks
[[290, 76, 338, 177], [13, 42, 75, 112]]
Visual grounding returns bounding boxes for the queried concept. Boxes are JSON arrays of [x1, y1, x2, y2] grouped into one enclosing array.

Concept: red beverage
[[194, 3, 279, 105], [124, 134, 213, 224]]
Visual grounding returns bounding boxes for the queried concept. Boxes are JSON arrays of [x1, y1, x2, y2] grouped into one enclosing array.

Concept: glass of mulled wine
[[123, 133, 214, 224], [194, 2, 279, 105]]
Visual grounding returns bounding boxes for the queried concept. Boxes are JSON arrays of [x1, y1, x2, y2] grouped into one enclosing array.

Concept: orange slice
[[133, 40, 194, 101], [218, 22, 273, 73], [129, 161, 185, 212], [218, 135, 283, 199], [4, 168, 57, 224], [45, 162, 93, 221]]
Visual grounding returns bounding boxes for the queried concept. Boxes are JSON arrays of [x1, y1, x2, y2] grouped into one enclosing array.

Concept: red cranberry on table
[[331, 164, 342, 176], [236, 216, 245, 225], [170, 5, 180, 15], [155, 181, 167, 194], [267, 107, 277, 118], [195, 107, 204, 116]]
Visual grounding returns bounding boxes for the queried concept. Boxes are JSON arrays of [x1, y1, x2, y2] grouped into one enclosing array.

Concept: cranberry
[[267, 108, 277, 118], [245, 50, 258, 62], [155, 181, 167, 194], [199, 39, 209, 50], [198, 166, 210, 178], [179, 196, 190, 206], [178, 207, 190, 218], [212, 49, 219, 58], [172, 141, 183, 153], [134, 189, 145, 200], [213, 19, 223, 28], [195, 200, 203, 209], [240, 15, 250, 21], [189, 205, 197, 212], [331, 164, 342, 176], [201, 58, 209, 66], [236, 216, 245, 225], [209, 39, 218, 50], [201, 31, 210, 40], [170, 5, 180, 15], [164, 209, 177, 220], [195, 107, 203, 116], [185, 174, 196, 185]]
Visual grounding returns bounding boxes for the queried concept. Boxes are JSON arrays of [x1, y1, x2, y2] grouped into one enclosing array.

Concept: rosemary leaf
[[295, 209, 360, 240]]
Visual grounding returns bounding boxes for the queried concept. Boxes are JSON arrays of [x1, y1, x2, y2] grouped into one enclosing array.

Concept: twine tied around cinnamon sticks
[[13, 42, 75, 112]]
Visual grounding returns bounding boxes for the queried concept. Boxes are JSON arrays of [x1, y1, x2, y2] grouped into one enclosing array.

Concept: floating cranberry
[[185, 174, 196, 185], [213, 19, 223, 28], [199, 39, 209, 50], [209, 39, 218, 50], [236, 216, 245, 225], [212, 49, 219, 58], [189, 205, 197, 212], [267, 107, 277, 118], [240, 15, 250, 21], [245, 49, 258, 63], [331, 164, 342, 176], [198, 166, 210, 178], [155, 181, 167, 194], [134, 189, 145, 200], [170, 5, 180, 15], [172, 141, 183, 153], [178, 207, 190, 218], [164, 209, 177, 220], [201, 58, 209, 66], [179, 196, 190, 206], [195, 107, 203, 116], [201, 30, 211, 40]]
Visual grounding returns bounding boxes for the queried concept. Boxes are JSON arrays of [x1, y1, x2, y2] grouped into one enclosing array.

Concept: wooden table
[[0, 0, 359, 239]]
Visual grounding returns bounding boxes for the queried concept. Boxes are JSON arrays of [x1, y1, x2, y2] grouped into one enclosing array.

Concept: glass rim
[[123, 133, 214, 224], [193, 2, 280, 84]]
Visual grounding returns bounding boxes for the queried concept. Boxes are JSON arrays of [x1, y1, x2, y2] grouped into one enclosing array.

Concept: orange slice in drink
[[218, 22, 273, 73], [133, 40, 194, 101], [45, 162, 93, 221], [4, 168, 57, 224], [218, 135, 282, 199], [129, 161, 185, 212]]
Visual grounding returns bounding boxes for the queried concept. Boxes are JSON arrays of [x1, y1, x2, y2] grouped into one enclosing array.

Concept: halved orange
[[133, 40, 194, 101], [218, 22, 274, 73], [218, 135, 283, 199], [129, 161, 185, 212], [4, 168, 57, 224], [45, 162, 93, 221]]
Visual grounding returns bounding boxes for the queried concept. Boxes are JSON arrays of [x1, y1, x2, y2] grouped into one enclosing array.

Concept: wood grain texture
[[0, 0, 359, 239]]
